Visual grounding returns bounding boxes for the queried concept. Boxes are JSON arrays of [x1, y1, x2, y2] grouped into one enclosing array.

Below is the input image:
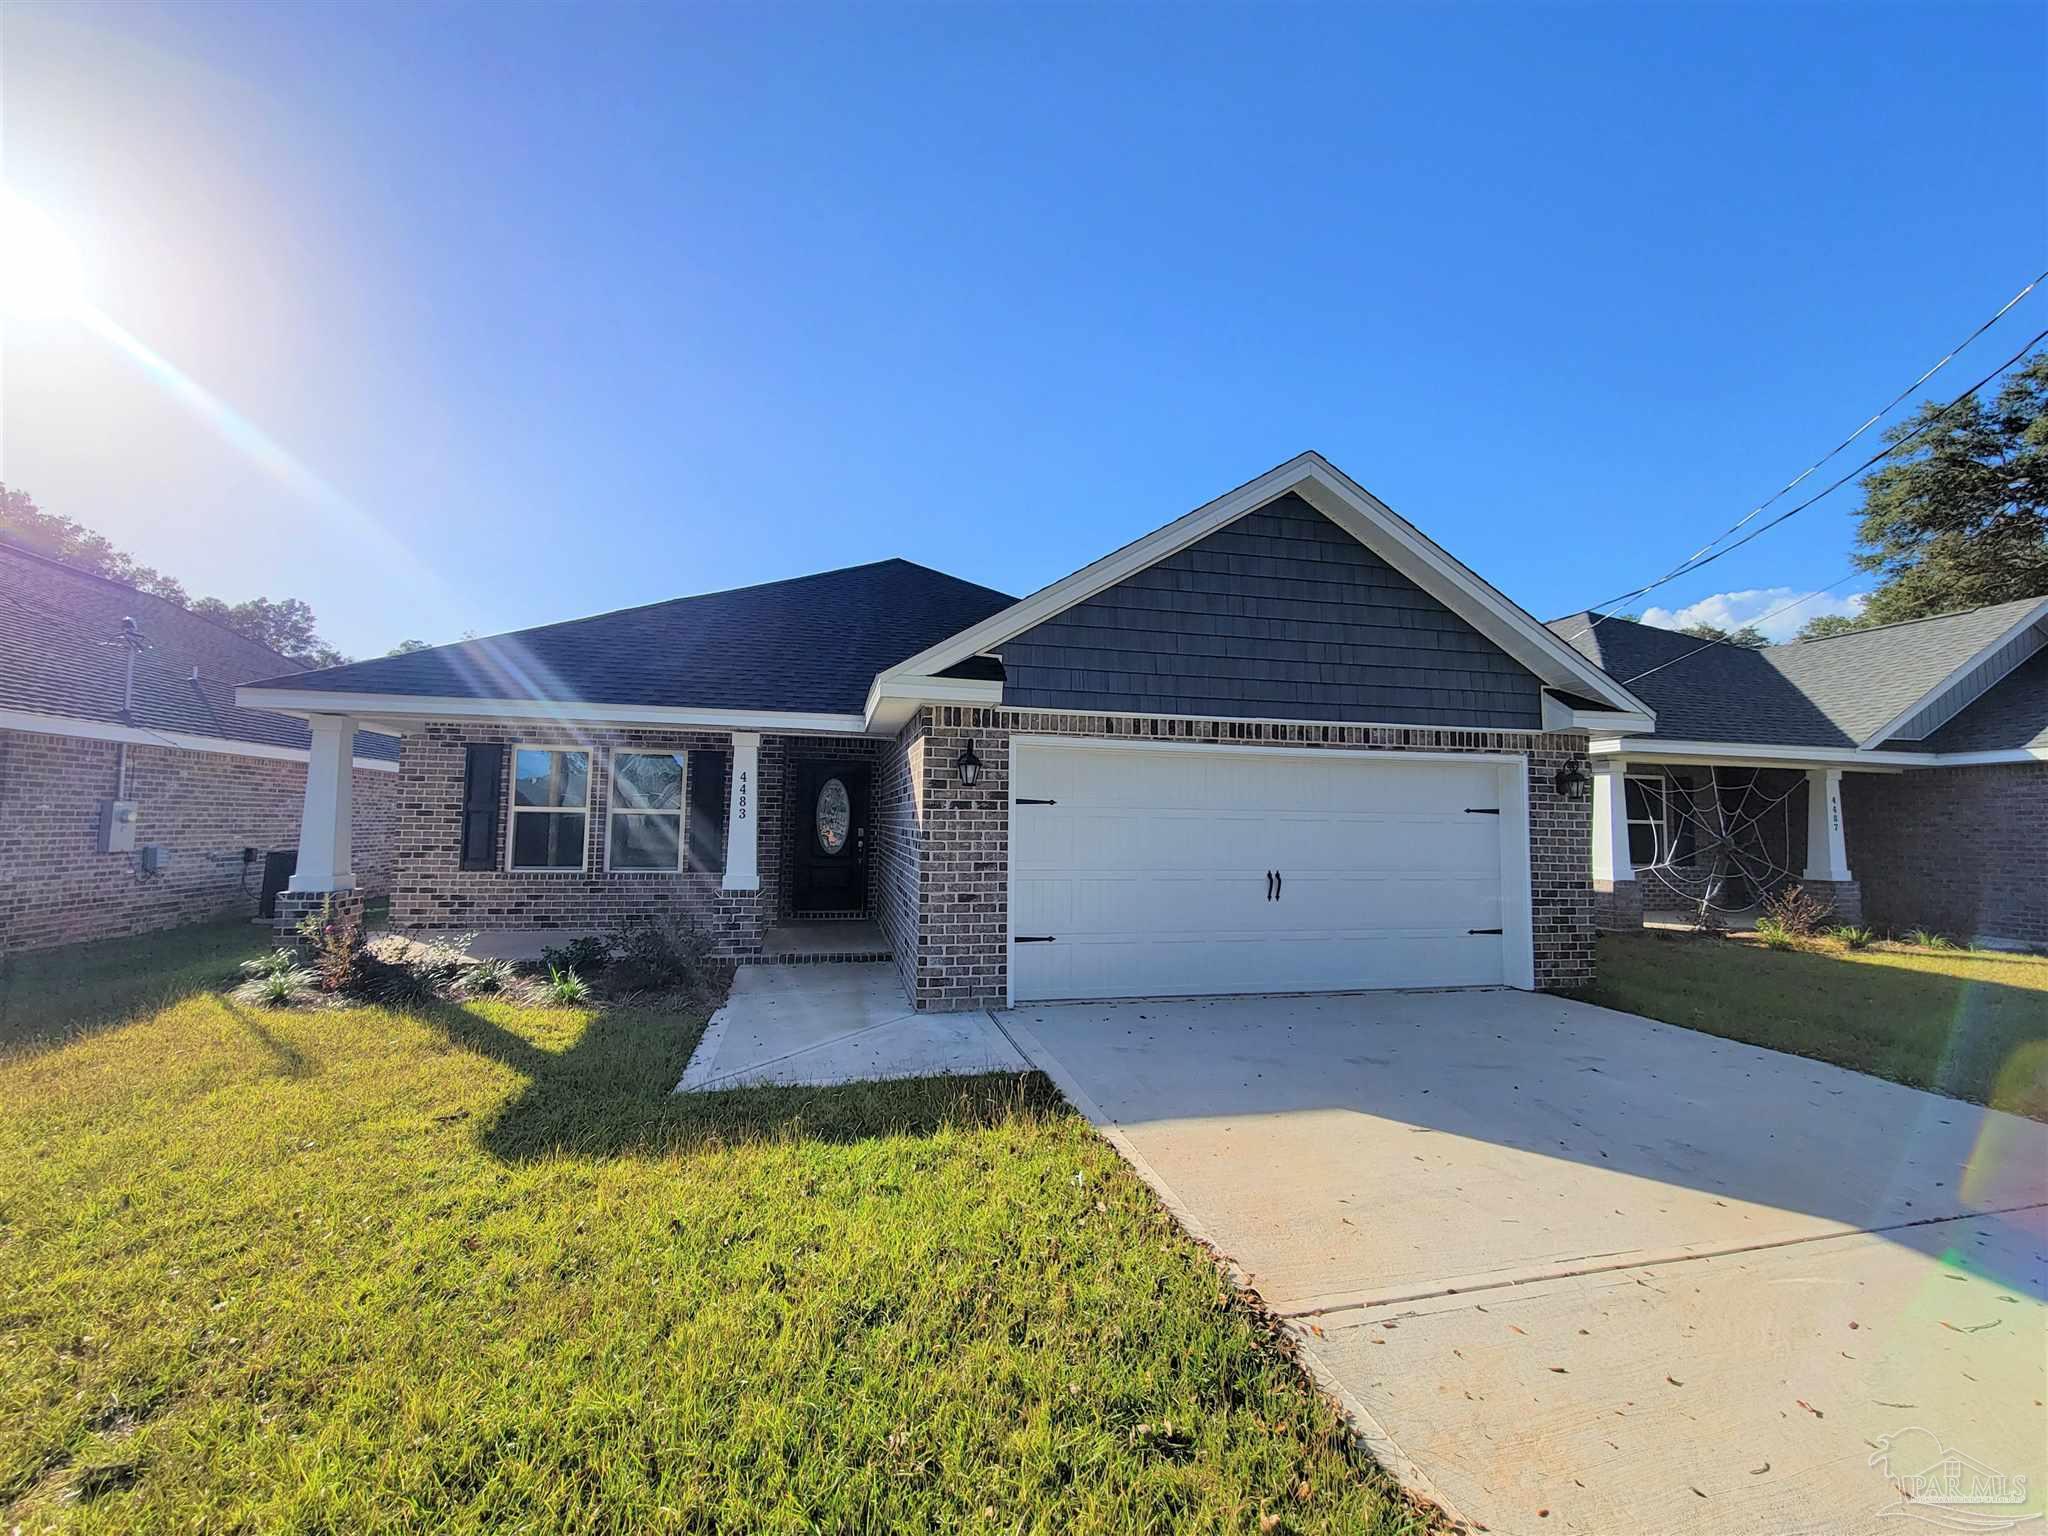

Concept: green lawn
[[1580, 931, 2048, 1121], [0, 927, 1422, 1534]]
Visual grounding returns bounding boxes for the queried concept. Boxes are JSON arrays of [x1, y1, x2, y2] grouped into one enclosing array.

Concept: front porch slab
[[676, 963, 1027, 1092]]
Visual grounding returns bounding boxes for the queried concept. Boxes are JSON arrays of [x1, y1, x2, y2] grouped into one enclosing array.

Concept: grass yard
[[1581, 931, 2048, 1121], [0, 926, 1423, 1534]]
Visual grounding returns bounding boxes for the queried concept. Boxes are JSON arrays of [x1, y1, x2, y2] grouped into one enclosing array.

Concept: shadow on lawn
[[0, 917, 275, 1056], [423, 997, 1057, 1160]]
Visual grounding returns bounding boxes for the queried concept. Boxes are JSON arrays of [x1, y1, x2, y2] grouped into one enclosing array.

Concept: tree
[[190, 596, 349, 668], [1679, 621, 1768, 648], [1793, 613, 1868, 641], [1, 483, 188, 603], [1, 483, 353, 667], [385, 639, 431, 656], [1847, 349, 2048, 623]]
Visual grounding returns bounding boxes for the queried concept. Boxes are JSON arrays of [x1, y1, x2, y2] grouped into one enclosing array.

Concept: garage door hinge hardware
[[1468, 927, 1504, 935], [1014, 935, 1057, 943], [1464, 807, 1501, 815], [1015, 797, 1058, 806]]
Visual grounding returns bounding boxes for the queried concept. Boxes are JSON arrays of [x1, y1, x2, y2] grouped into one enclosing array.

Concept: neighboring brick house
[[0, 541, 398, 953], [241, 454, 1658, 1009], [1549, 598, 2048, 949]]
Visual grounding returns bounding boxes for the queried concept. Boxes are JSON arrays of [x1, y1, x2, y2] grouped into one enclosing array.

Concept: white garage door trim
[[1006, 736, 1535, 1005]]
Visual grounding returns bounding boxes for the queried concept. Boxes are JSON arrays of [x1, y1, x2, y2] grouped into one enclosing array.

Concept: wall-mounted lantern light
[[956, 741, 982, 788], [1553, 762, 1591, 801]]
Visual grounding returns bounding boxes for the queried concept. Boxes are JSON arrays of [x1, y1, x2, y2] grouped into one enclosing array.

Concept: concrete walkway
[[1001, 989, 2048, 1535], [676, 964, 1026, 1092]]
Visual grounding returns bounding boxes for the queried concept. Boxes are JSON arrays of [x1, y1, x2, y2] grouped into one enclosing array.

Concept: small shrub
[[1829, 925, 1874, 951], [1759, 884, 1827, 939], [239, 948, 301, 980], [545, 965, 591, 1005], [540, 935, 609, 975], [1753, 916, 1799, 952], [246, 966, 316, 1007], [1905, 927, 1960, 951], [607, 913, 722, 994], [461, 957, 517, 996], [303, 904, 368, 993]]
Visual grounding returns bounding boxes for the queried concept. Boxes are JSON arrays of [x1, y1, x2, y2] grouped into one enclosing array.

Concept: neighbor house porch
[[1588, 747, 1875, 932]]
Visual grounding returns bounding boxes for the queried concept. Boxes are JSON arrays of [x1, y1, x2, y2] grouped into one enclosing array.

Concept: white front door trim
[[1005, 735, 1534, 1004]]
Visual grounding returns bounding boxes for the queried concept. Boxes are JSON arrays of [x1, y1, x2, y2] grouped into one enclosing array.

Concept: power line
[[1615, 571, 1862, 686], [1580, 326, 2047, 636], [1562, 271, 2048, 645]]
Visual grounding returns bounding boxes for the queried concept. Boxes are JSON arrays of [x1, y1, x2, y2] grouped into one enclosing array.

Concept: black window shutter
[[459, 744, 504, 870], [688, 750, 728, 874]]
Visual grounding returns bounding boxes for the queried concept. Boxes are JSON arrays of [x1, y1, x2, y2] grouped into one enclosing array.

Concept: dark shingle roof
[[249, 559, 1019, 716], [0, 543, 398, 762], [1545, 598, 2047, 750], [1762, 598, 2044, 744], [1546, 612, 1852, 745]]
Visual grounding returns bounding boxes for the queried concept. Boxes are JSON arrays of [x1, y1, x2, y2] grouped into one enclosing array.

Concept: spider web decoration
[[1631, 765, 1808, 924]]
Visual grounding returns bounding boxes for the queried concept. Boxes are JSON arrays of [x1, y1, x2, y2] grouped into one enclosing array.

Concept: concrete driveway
[[998, 990, 2048, 1535]]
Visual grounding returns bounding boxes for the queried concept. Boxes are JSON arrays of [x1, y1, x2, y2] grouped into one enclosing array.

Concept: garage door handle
[[1275, 870, 1283, 900], [1265, 870, 1275, 901], [1468, 927, 1503, 935], [1015, 935, 1056, 944]]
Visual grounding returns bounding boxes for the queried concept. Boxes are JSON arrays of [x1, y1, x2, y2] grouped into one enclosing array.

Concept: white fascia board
[[871, 451, 1655, 721], [1921, 746, 2048, 766], [1586, 736, 1920, 772], [1541, 693, 1656, 734], [1856, 599, 2048, 748], [860, 674, 1005, 732], [235, 687, 871, 736], [0, 707, 400, 772]]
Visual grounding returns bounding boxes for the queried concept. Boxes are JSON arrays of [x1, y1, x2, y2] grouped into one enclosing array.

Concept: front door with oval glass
[[792, 762, 870, 915]]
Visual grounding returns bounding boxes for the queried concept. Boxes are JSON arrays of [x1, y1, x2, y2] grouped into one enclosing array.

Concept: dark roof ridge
[[395, 556, 1012, 655], [1768, 596, 2042, 649]]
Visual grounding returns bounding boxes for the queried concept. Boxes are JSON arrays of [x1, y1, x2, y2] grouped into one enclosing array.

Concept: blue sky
[[2, 1, 2042, 660]]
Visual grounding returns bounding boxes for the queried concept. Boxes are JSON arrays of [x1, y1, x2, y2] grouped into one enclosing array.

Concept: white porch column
[[1802, 767, 1852, 881], [723, 731, 761, 891], [288, 714, 356, 893], [1590, 758, 1634, 883]]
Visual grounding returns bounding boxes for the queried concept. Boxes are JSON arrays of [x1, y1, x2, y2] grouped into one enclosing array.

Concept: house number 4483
[[735, 768, 749, 821]]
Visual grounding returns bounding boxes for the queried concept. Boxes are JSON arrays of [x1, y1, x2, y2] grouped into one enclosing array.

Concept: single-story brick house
[[1548, 597, 2046, 949], [235, 453, 2044, 1007], [0, 539, 400, 953]]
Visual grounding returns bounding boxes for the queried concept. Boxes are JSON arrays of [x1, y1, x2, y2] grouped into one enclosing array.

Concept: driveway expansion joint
[[1280, 1200, 2048, 1322]]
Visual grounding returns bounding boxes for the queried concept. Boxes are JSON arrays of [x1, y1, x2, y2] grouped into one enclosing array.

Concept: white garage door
[[1009, 740, 1531, 1003]]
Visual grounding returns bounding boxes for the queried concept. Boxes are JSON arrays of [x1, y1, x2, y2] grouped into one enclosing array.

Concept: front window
[[1624, 774, 1665, 867], [508, 747, 590, 871], [609, 751, 687, 871]]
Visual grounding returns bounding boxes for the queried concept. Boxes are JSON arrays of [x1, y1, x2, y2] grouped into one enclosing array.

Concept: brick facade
[[389, 723, 764, 955], [881, 706, 1596, 1012], [0, 727, 397, 953], [1593, 878, 1644, 932], [1843, 762, 2047, 948]]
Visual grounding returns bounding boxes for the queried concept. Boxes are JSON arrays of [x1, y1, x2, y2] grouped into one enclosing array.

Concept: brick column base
[[274, 888, 367, 939], [1592, 879, 1644, 932], [1798, 879, 1863, 927]]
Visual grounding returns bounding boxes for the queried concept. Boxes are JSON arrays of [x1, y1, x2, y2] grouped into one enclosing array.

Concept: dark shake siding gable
[[1001, 493, 1545, 727]]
